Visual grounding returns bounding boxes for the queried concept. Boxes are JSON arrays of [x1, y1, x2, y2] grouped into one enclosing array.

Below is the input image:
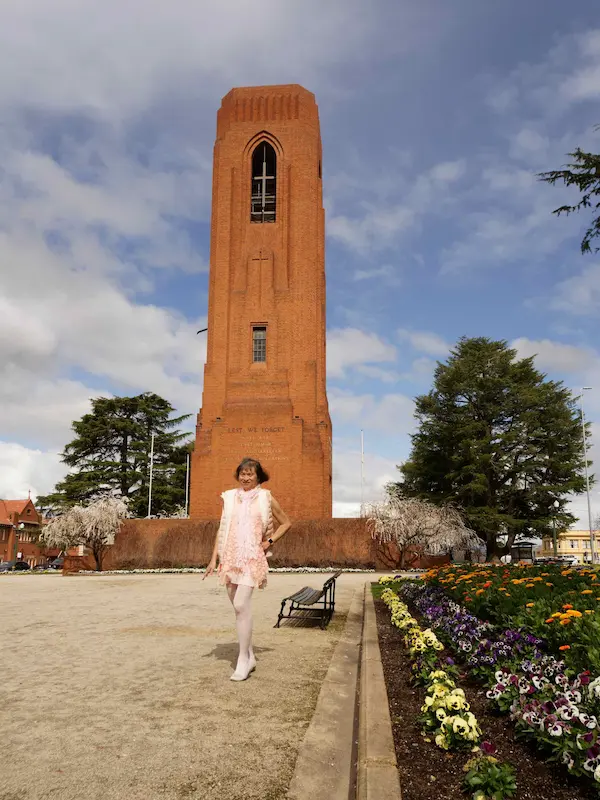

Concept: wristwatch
[[268, 538, 274, 545]]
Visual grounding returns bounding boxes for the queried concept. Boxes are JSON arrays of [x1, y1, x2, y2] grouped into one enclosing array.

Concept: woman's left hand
[[261, 540, 271, 552]]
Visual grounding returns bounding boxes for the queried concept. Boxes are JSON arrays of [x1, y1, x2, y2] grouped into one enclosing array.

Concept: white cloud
[[327, 159, 466, 254], [332, 442, 399, 510], [511, 338, 597, 374], [0, 1, 385, 122], [509, 128, 550, 165], [0, 442, 64, 499], [352, 264, 400, 284], [550, 264, 600, 316], [329, 388, 415, 434], [327, 328, 397, 379], [398, 329, 450, 357], [0, 370, 101, 449]]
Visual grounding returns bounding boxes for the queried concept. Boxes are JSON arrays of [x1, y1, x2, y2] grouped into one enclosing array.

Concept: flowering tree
[[366, 496, 481, 569], [40, 494, 129, 571]]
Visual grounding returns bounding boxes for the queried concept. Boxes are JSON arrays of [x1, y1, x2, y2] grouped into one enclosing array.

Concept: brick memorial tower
[[190, 85, 332, 519]]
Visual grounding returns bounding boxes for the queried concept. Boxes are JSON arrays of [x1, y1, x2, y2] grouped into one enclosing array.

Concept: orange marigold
[[476, 589, 485, 596], [545, 618, 554, 623], [582, 590, 593, 595], [525, 583, 535, 588], [563, 604, 573, 610], [526, 602, 535, 608], [560, 619, 571, 626], [559, 645, 571, 651]]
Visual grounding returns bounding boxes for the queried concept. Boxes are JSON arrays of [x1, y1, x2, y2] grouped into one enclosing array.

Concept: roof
[[0, 501, 13, 527], [0, 499, 38, 527], [2, 500, 30, 515]]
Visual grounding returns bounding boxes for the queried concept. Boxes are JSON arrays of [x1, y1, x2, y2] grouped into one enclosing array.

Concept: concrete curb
[[357, 584, 402, 799], [286, 585, 364, 800]]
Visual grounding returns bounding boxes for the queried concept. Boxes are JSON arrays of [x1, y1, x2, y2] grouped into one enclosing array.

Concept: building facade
[[190, 85, 332, 520], [539, 530, 600, 564], [0, 498, 49, 566]]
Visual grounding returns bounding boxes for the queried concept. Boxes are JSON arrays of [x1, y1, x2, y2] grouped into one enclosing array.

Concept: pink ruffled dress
[[218, 489, 269, 589]]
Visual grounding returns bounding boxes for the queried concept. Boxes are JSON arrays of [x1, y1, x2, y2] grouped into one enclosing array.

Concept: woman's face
[[238, 466, 259, 491]]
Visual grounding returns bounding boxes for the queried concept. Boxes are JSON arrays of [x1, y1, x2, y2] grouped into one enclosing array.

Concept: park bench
[[275, 570, 343, 629]]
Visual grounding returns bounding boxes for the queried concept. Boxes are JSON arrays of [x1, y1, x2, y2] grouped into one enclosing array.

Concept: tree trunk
[[93, 545, 104, 572], [399, 549, 407, 569], [120, 435, 129, 498]]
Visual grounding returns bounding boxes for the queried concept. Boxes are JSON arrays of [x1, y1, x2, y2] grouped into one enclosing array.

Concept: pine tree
[[37, 393, 192, 517], [538, 127, 600, 253], [393, 337, 589, 558]]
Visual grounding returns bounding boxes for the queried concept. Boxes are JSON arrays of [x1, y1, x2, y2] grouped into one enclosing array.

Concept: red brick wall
[[62, 518, 450, 572], [190, 85, 332, 521]]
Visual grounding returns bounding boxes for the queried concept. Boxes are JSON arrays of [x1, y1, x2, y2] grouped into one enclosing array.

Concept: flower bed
[[398, 580, 600, 792], [422, 564, 600, 675], [374, 587, 595, 799]]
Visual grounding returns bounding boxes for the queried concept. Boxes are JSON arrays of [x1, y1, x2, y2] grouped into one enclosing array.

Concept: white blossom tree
[[40, 494, 130, 571], [366, 496, 481, 569]]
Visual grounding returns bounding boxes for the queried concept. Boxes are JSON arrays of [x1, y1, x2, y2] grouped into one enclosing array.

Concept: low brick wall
[[62, 518, 452, 573]]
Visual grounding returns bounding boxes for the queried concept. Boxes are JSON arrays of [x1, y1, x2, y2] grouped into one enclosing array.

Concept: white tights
[[227, 583, 255, 676]]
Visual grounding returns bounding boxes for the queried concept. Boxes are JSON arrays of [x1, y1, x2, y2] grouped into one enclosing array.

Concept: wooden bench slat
[[289, 588, 323, 605]]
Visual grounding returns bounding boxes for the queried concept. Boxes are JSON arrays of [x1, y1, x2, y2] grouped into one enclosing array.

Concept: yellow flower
[[582, 590, 593, 595], [526, 602, 535, 608], [546, 582, 554, 587], [585, 610, 594, 615], [560, 619, 571, 626], [551, 612, 562, 618], [566, 609, 583, 618], [525, 583, 535, 588]]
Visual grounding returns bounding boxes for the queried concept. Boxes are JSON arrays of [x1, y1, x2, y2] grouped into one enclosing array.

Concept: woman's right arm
[[203, 514, 222, 580]]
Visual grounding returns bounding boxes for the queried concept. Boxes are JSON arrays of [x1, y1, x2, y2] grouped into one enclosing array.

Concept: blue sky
[[1, 0, 599, 523]]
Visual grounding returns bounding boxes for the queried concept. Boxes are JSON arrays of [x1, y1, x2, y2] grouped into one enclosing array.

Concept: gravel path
[[0, 572, 367, 800]]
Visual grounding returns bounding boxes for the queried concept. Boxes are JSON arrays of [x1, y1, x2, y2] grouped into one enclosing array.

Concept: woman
[[203, 457, 291, 681]]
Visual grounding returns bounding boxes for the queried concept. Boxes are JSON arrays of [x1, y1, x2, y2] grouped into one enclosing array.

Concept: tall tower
[[190, 85, 332, 520]]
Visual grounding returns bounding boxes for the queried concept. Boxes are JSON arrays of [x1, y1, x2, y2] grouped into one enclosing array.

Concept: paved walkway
[[0, 572, 368, 800]]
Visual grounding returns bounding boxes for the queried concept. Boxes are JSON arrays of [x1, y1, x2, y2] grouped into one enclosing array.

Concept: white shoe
[[230, 664, 252, 681], [230, 654, 256, 681]]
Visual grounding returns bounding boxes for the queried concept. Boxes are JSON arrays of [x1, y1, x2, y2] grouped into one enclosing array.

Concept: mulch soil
[[374, 597, 599, 800]]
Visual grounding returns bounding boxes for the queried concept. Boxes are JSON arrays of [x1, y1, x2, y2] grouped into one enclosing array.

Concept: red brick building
[[190, 85, 332, 520], [0, 498, 51, 566]]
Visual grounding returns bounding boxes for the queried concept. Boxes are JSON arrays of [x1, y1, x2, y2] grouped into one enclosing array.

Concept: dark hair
[[235, 457, 269, 484]]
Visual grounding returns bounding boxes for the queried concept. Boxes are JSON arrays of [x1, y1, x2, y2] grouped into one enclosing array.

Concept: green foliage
[[462, 755, 517, 800], [36, 393, 192, 518], [538, 127, 600, 254], [394, 337, 588, 558]]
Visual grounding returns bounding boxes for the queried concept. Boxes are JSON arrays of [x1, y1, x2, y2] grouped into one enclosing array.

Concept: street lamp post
[[552, 499, 560, 558], [579, 388, 596, 563]]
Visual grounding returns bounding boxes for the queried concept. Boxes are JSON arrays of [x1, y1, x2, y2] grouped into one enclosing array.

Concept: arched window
[[251, 142, 276, 223]]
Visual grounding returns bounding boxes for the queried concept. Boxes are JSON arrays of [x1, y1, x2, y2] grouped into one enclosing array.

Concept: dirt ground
[[0, 572, 367, 800]]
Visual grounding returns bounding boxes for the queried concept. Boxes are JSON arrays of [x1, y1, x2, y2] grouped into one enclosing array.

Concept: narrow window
[[251, 143, 276, 223], [252, 326, 267, 362]]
